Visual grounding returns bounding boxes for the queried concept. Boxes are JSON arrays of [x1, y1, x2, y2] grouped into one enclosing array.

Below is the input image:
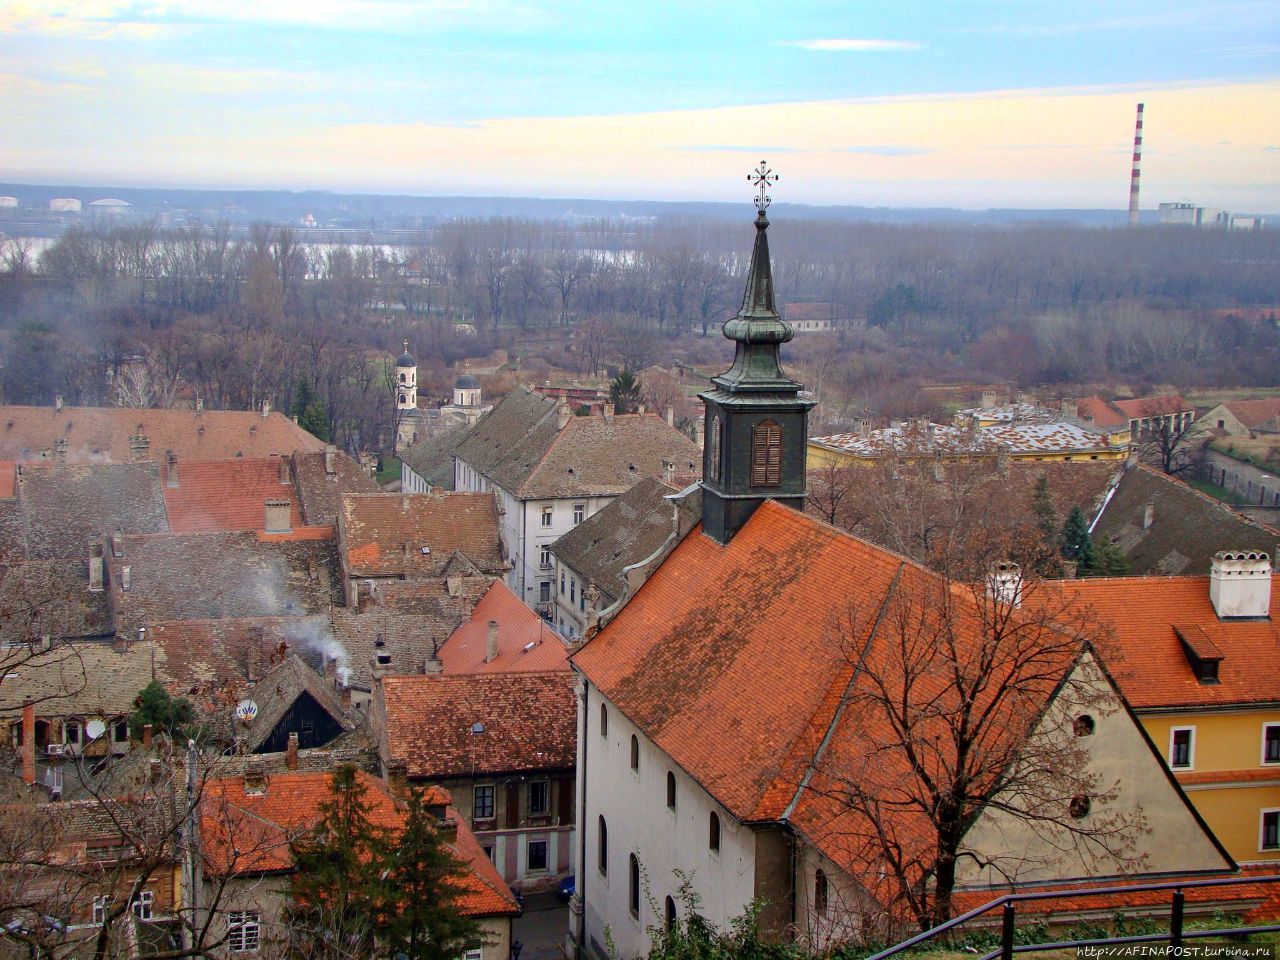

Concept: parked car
[[557, 875, 575, 902]]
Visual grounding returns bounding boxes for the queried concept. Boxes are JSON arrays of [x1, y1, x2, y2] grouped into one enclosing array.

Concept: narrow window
[[529, 781, 550, 816], [573, 503, 585, 525], [474, 784, 495, 821], [541, 506, 553, 527], [1170, 727, 1194, 769], [628, 853, 640, 917], [540, 547, 552, 569], [709, 811, 721, 852], [228, 911, 261, 953], [560, 570, 566, 594], [528, 839, 548, 872], [1263, 811, 1280, 851], [665, 895, 677, 930], [539, 580, 551, 603], [707, 415, 722, 483], [131, 890, 154, 921], [398, 393, 406, 405], [666, 771, 676, 809], [815, 868, 829, 916], [1263, 725, 1280, 765], [751, 419, 782, 486], [599, 703, 608, 737], [598, 816, 609, 874], [570, 579, 576, 603], [630, 734, 639, 771], [92, 896, 109, 926]]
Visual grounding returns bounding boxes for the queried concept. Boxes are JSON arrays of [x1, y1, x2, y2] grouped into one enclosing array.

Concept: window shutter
[[752, 420, 782, 486]]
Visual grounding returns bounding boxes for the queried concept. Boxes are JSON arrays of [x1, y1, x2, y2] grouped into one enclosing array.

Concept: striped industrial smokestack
[[1129, 102, 1144, 227]]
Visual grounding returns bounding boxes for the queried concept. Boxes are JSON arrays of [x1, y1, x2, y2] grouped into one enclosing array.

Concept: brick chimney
[[128, 434, 150, 462], [603, 403, 615, 422], [278, 456, 291, 484], [264, 499, 291, 534], [166, 452, 178, 487], [485, 620, 499, 663], [1210, 551, 1272, 619], [286, 732, 299, 770], [21, 700, 35, 785], [325, 654, 338, 683], [386, 758, 409, 798], [243, 758, 266, 795], [662, 459, 675, 485], [142, 723, 153, 748]]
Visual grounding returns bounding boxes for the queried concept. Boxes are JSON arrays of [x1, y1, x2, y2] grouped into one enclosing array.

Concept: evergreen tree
[[381, 789, 481, 960], [1030, 474, 1058, 546], [608, 369, 644, 414], [286, 766, 391, 959], [128, 680, 195, 741], [1059, 506, 1095, 574], [292, 378, 330, 441], [1090, 535, 1130, 577]]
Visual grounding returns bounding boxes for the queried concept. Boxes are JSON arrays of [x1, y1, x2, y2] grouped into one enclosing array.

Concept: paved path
[[512, 892, 569, 960]]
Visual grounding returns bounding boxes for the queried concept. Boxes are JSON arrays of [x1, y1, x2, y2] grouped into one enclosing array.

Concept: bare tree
[[801, 561, 1142, 935], [1134, 398, 1203, 476]]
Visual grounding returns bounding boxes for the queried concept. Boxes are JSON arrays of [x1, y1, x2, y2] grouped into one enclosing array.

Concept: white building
[[452, 388, 700, 616]]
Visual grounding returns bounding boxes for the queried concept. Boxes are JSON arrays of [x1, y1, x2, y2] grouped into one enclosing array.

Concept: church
[[392, 341, 491, 453], [565, 181, 1234, 959]]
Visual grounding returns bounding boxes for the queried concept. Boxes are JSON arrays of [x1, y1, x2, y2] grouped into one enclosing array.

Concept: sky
[[1, 0, 1278, 209]]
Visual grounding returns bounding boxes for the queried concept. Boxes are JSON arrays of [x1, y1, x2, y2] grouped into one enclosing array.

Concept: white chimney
[[261, 399, 271, 418], [665, 405, 675, 427], [278, 456, 291, 484], [986, 561, 1022, 608], [324, 444, 336, 476], [1209, 551, 1272, 619], [88, 543, 104, 592], [264, 499, 291, 534], [1143, 501, 1155, 530], [55, 394, 63, 412], [603, 403, 615, 422], [485, 619, 499, 662]]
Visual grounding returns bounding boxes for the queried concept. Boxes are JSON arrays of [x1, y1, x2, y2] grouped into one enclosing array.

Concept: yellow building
[[1062, 552, 1280, 863]]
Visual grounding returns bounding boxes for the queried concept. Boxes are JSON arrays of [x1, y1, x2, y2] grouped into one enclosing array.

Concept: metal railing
[[867, 874, 1280, 960]]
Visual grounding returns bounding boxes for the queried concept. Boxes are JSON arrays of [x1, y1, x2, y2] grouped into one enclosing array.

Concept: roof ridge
[[516, 409, 573, 498]]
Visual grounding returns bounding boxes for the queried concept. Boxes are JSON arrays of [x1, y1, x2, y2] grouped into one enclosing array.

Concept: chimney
[[1061, 559, 1079, 579], [485, 620, 499, 663], [52, 437, 67, 464], [986, 561, 1023, 608], [128, 434, 150, 462], [1209, 551, 1272, 619], [401, 493, 410, 513], [662, 459, 675, 485], [637, 402, 646, 415], [195, 396, 203, 413], [166, 452, 178, 487], [339, 684, 352, 710], [694, 416, 705, 450], [110, 529, 124, 558], [21, 700, 35, 785], [113, 632, 129, 653], [557, 399, 571, 430], [1143, 501, 1155, 530], [857, 418, 872, 438], [264, 499, 291, 534], [278, 456, 290, 484], [243, 758, 266, 795], [932, 453, 944, 482], [665, 405, 675, 427], [286, 732, 299, 770], [55, 394, 64, 412], [386, 758, 409, 798], [120, 565, 131, 592], [142, 723, 153, 748], [446, 575, 462, 597], [261, 399, 271, 418], [324, 444, 336, 476], [966, 415, 980, 441], [425, 649, 444, 675], [371, 637, 392, 680], [980, 391, 996, 410], [88, 543, 104, 592], [996, 448, 1010, 477]]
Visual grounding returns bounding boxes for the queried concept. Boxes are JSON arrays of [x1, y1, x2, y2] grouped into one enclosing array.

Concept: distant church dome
[[454, 373, 481, 390], [396, 339, 416, 367]]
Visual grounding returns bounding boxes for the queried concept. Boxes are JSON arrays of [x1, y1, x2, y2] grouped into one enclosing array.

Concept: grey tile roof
[[108, 531, 341, 632], [550, 477, 681, 607], [455, 387, 701, 499], [339, 493, 506, 578], [399, 425, 467, 491], [0, 559, 113, 645], [17, 462, 170, 560], [0, 640, 155, 717], [1092, 462, 1280, 575], [291, 450, 381, 526], [240, 654, 350, 751]]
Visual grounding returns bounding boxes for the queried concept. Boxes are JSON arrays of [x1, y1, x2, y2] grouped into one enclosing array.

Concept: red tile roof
[[200, 770, 518, 916], [380, 671, 577, 779], [1047, 575, 1280, 710], [340, 493, 506, 578], [0, 406, 325, 464], [439, 581, 570, 674], [1110, 394, 1190, 419], [1223, 398, 1280, 429], [0, 461, 14, 498], [162, 458, 304, 533]]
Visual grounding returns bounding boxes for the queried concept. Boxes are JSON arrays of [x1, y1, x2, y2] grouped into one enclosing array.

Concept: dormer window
[[751, 420, 782, 486], [1174, 625, 1223, 685]]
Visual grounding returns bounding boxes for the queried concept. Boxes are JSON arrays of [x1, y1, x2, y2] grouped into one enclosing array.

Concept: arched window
[[751, 419, 782, 486], [1073, 715, 1096, 737], [398, 373, 405, 383], [707, 415, 722, 482], [665, 895, 677, 930], [398, 394, 407, 405], [630, 734, 639, 771], [666, 771, 676, 809], [709, 811, 721, 852], [815, 868, 829, 916], [628, 853, 640, 917], [599, 703, 608, 737], [598, 816, 608, 874]]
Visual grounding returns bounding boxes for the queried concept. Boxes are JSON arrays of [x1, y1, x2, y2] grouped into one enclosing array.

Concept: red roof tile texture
[[1223, 398, 1280, 429], [0, 406, 325, 464], [380, 671, 577, 778], [439, 581, 570, 675], [1048, 575, 1280, 710], [162, 458, 303, 532], [340, 492, 506, 578], [200, 770, 518, 916], [0, 461, 14, 498]]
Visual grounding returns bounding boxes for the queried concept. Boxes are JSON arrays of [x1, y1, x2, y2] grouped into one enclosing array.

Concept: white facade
[[552, 557, 593, 640], [572, 681, 763, 960], [454, 457, 611, 616]]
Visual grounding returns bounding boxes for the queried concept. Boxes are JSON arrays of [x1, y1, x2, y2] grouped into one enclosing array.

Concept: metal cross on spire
[[748, 160, 779, 210]]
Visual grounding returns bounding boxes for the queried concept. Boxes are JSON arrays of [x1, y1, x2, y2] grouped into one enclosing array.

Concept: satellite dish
[[234, 700, 259, 726], [85, 720, 106, 741]]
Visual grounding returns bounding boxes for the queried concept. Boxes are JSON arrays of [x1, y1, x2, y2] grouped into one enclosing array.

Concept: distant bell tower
[[699, 162, 814, 546], [395, 340, 417, 411]]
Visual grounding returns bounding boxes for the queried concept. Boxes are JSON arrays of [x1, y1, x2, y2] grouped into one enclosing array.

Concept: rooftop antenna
[[1128, 103, 1144, 227]]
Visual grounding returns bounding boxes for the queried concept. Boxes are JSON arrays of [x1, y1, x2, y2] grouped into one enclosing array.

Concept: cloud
[[779, 38, 923, 52], [839, 145, 934, 156], [676, 145, 801, 154]]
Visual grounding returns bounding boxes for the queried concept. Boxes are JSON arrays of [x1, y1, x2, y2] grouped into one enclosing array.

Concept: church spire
[[698, 163, 814, 545]]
